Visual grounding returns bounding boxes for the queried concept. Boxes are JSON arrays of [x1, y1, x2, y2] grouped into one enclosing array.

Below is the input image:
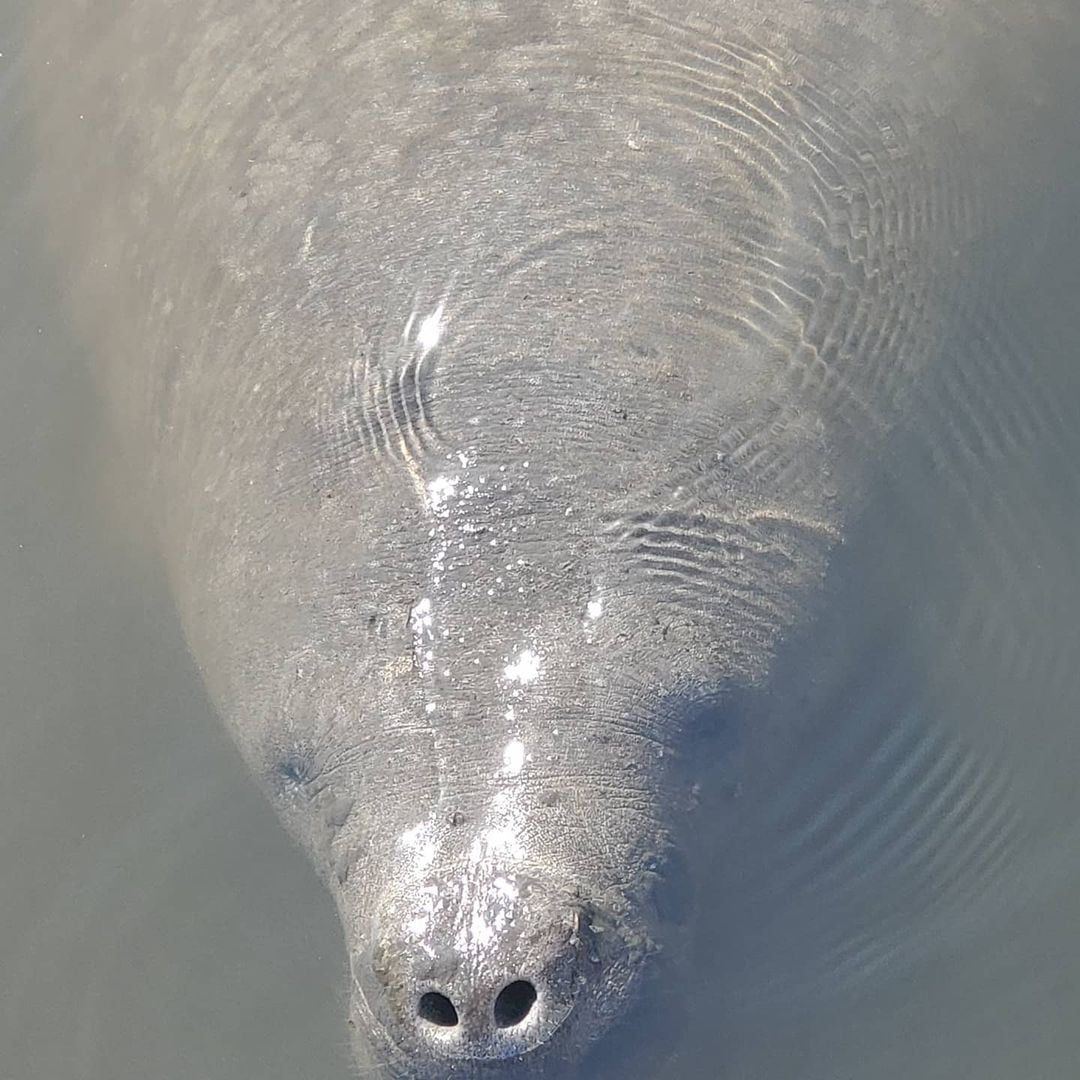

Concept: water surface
[[3, 4, 1079, 1079]]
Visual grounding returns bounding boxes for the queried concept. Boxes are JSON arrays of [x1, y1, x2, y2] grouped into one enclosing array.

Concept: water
[[0, 8, 354, 1078], [3, 3, 1079, 1079]]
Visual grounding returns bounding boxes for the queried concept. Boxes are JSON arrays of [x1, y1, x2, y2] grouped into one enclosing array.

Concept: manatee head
[[253, 590, 688, 1077], [176, 365, 827, 1077]]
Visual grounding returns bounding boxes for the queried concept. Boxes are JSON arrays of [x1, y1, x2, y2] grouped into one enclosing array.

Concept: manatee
[[29, 0, 1079, 1076]]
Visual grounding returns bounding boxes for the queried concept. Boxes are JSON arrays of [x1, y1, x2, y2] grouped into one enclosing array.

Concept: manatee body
[[32, 1, 1076, 1076]]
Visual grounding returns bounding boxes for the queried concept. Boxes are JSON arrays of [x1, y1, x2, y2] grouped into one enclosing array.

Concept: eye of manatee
[[272, 750, 318, 796], [279, 759, 306, 785]]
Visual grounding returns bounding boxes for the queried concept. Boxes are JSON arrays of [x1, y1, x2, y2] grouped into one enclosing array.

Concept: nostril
[[493, 979, 537, 1028], [417, 991, 459, 1028]]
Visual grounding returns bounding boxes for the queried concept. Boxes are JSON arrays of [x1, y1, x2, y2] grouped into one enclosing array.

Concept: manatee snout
[[346, 841, 643, 1071]]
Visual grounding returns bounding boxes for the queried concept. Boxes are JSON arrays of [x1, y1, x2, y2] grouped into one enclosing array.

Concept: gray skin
[[30, 0, 1076, 1075]]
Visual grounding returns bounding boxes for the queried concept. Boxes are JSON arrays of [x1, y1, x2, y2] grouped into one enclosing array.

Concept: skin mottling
[[500, 738, 526, 778], [398, 821, 438, 873], [408, 597, 435, 674], [454, 818, 527, 957], [503, 648, 541, 685], [425, 475, 458, 516]]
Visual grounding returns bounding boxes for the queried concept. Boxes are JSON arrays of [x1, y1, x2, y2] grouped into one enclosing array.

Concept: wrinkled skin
[[30, 1, 1076, 1075]]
